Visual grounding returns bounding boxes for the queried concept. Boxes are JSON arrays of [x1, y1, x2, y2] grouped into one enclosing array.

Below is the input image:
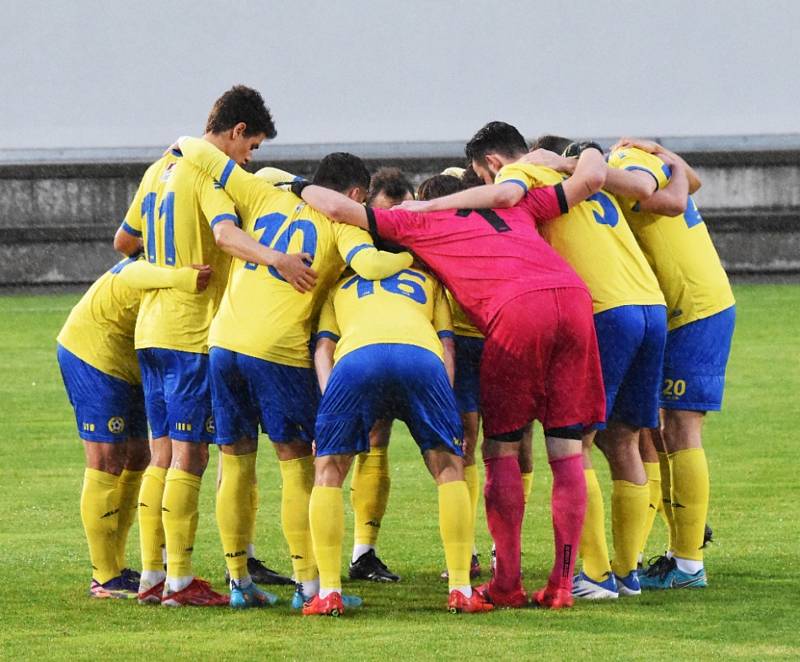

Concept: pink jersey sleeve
[[519, 184, 568, 223]]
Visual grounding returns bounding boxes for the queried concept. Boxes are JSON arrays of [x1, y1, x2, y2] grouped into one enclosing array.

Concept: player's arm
[[614, 137, 702, 194], [402, 181, 525, 212], [116, 260, 212, 293], [314, 337, 337, 394], [432, 283, 456, 385], [297, 183, 369, 228], [559, 145, 607, 208], [337, 226, 414, 280], [636, 155, 690, 216], [602, 166, 658, 200], [114, 184, 146, 256]]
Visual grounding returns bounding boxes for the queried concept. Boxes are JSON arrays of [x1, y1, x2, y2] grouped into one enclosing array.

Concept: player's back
[[57, 256, 142, 384], [320, 266, 452, 363], [608, 147, 734, 328], [209, 190, 380, 368], [496, 162, 664, 314], [122, 151, 232, 352]]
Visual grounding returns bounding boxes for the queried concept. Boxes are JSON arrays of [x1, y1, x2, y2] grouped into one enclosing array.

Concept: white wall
[[2, 0, 799, 149]]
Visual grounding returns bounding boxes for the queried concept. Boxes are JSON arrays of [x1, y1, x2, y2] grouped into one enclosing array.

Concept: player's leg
[[349, 418, 398, 581], [115, 434, 149, 577], [639, 428, 664, 563], [519, 424, 534, 504]]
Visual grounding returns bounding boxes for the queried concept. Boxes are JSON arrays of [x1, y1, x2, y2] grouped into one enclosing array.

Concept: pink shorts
[[479, 288, 605, 437]]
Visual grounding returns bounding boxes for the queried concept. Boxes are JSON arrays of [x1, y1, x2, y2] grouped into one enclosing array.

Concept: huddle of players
[[56, 84, 735, 614]]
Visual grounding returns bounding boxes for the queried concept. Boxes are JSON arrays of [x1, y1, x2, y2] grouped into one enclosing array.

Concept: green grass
[[0, 284, 798, 660]]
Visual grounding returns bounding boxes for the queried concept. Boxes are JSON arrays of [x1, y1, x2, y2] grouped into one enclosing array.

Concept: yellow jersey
[[496, 162, 665, 314], [57, 256, 198, 384], [317, 267, 454, 363], [121, 149, 234, 353], [179, 137, 414, 368], [607, 147, 735, 329], [447, 291, 483, 338]]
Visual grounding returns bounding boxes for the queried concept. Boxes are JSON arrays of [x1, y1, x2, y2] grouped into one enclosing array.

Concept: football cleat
[[702, 524, 714, 548], [614, 571, 641, 596], [448, 588, 494, 614], [229, 582, 278, 609], [349, 549, 400, 582], [224, 557, 294, 586], [441, 554, 481, 581], [639, 557, 707, 590], [162, 578, 229, 607], [571, 571, 619, 600], [291, 585, 363, 610], [137, 579, 165, 605], [532, 584, 574, 609], [475, 580, 528, 608], [121, 568, 141, 584], [640, 554, 672, 578], [88, 575, 138, 599], [302, 592, 345, 617]]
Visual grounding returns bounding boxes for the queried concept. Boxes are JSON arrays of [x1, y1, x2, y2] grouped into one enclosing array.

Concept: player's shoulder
[[499, 162, 562, 187]]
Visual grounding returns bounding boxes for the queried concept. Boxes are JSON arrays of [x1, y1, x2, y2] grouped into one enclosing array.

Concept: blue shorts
[[209, 347, 318, 445], [316, 344, 463, 457], [57, 345, 148, 442], [594, 305, 667, 429], [454, 335, 484, 414], [661, 305, 736, 411], [137, 347, 213, 443]]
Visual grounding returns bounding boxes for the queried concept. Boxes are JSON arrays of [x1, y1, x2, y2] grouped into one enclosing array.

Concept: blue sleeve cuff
[[209, 213, 240, 230], [625, 165, 660, 191], [315, 331, 340, 342], [218, 159, 236, 188], [437, 330, 455, 339], [501, 178, 529, 192], [120, 221, 142, 237], [345, 243, 373, 264]]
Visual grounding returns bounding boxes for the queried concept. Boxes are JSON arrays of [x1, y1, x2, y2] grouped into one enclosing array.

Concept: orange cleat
[[532, 584, 574, 610], [448, 588, 494, 613], [161, 578, 229, 607], [137, 579, 165, 605], [476, 581, 528, 608], [302, 591, 345, 616]]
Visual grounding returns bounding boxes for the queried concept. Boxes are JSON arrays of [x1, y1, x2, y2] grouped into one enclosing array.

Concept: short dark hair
[[531, 134, 573, 154], [205, 85, 277, 139], [312, 152, 371, 193], [417, 174, 464, 201], [460, 164, 484, 189], [465, 121, 528, 165], [368, 167, 415, 204]]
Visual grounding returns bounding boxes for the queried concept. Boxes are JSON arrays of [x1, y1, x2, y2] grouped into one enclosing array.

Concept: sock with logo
[[350, 447, 390, 562], [610, 480, 650, 578], [115, 468, 144, 570], [640, 461, 662, 557], [162, 468, 202, 579], [521, 471, 533, 505], [580, 468, 612, 582], [279, 456, 317, 582], [548, 454, 586, 591], [669, 448, 709, 562], [658, 451, 678, 550], [483, 455, 524, 593], [309, 486, 343, 593], [217, 451, 257, 582], [81, 468, 121, 584], [138, 465, 167, 574], [438, 480, 473, 594]]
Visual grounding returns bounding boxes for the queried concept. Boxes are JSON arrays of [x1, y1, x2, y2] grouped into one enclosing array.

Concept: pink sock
[[484, 455, 524, 593], [548, 453, 587, 591]]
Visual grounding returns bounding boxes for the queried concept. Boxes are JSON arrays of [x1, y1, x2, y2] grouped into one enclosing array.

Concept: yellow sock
[[610, 480, 650, 577], [279, 456, 317, 581], [521, 471, 533, 505], [350, 447, 391, 548], [640, 462, 662, 556], [580, 469, 611, 581], [463, 463, 480, 534], [249, 477, 259, 547], [309, 486, 344, 591], [438, 480, 473, 590], [80, 468, 121, 583], [138, 466, 167, 572], [658, 451, 677, 550], [669, 448, 709, 561], [162, 468, 202, 578], [115, 469, 144, 569], [216, 452, 257, 581]]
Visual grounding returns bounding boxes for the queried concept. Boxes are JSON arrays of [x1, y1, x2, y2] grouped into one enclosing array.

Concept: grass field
[[0, 284, 798, 660]]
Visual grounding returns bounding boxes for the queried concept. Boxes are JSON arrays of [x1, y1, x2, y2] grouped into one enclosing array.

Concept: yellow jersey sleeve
[[495, 162, 563, 191], [255, 166, 303, 186], [316, 292, 341, 341], [116, 260, 198, 293], [121, 177, 149, 237], [432, 282, 454, 338], [607, 147, 671, 211], [333, 223, 414, 281], [447, 290, 483, 338]]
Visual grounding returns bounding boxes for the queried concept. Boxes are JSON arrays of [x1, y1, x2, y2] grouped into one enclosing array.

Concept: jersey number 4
[[244, 212, 318, 280]]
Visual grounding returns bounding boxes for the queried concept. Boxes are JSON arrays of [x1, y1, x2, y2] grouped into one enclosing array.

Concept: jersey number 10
[[244, 212, 318, 281]]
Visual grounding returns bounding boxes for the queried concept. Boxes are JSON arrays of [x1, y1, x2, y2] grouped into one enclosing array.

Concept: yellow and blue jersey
[[178, 137, 413, 368], [495, 162, 665, 314], [447, 291, 483, 338], [317, 267, 454, 363], [607, 147, 735, 329], [121, 149, 233, 353]]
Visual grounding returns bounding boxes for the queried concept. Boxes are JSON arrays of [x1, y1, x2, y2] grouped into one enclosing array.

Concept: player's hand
[[276, 252, 317, 292], [520, 148, 575, 173], [657, 150, 682, 170], [612, 137, 663, 154], [191, 264, 213, 292], [396, 199, 432, 213]]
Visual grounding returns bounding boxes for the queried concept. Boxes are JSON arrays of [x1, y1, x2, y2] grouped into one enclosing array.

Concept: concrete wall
[[1, 144, 798, 286]]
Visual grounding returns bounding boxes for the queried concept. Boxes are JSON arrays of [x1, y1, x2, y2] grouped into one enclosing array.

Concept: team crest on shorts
[[205, 416, 216, 434], [107, 416, 126, 434]]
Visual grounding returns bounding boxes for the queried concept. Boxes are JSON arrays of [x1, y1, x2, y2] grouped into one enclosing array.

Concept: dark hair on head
[[312, 152, 371, 193], [465, 121, 528, 165], [205, 85, 277, 139], [368, 167, 415, 205], [417, 174, 465, 201], [460, 164, 484, 189], [531, 134, 573, 155]]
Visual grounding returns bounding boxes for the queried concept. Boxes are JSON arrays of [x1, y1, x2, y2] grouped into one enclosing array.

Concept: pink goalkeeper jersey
[[368, 185, 587, 334]]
